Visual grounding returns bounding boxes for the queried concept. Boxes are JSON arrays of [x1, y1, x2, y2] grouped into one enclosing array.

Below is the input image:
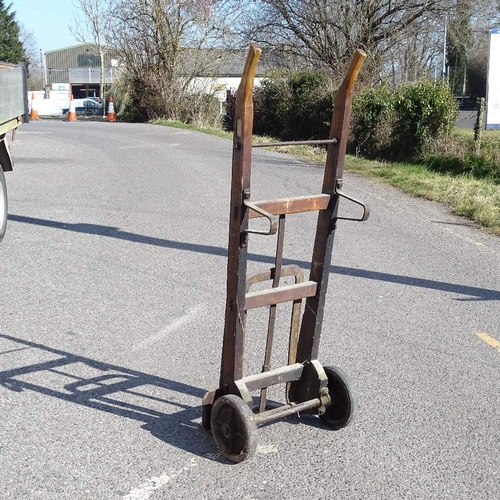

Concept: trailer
[[0, 62, 29, 242]]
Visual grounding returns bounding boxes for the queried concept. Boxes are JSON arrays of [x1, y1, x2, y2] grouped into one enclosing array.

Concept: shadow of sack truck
[[0, 62, 29, 242]]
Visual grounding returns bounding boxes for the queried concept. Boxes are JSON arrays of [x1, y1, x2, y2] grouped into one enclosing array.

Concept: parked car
[[62, 99, 104, 116]]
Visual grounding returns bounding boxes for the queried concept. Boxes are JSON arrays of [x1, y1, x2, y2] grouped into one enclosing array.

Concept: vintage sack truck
[[0, 62, 29, 242]]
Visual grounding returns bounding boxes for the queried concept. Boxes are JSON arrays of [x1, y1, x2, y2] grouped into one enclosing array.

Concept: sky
[[10, 1, 79, 52]]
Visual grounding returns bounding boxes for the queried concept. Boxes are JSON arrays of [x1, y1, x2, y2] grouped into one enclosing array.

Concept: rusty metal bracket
[[244, 199, 278, 235], [335, 189, 370, 222], [0, 134, 13, 172]]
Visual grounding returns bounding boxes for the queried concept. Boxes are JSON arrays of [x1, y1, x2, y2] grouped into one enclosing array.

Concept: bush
[[349, 85, 395, 158], [228, 71, 459, 163], [177, 94, 221, 127], [253, 69, 334, 141], [349, 80, 458, 161], [253, 69, 291, 138], [392, 80, 458, 159], [109, 66, 223, 124]]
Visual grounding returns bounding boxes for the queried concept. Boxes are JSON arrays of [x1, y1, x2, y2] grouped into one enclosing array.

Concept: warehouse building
[[45, 44, 120, 98]]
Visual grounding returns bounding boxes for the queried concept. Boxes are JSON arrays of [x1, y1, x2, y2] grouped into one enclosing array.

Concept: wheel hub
[[221, 423, 233, 439]]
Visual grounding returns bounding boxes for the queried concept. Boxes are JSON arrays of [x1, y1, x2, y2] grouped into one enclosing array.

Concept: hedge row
[[237, 71, 459, 161], [351, 80, 458, 160]]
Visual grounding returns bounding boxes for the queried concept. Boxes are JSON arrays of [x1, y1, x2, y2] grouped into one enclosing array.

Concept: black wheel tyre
[[0, 169, 7, 243], [202, 404, 212, 432], [320, 365, 357, 430], [210, 395, 258, 463]]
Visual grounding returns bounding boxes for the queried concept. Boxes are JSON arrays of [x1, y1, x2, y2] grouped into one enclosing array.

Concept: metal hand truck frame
[[202, 45, 368, 463]]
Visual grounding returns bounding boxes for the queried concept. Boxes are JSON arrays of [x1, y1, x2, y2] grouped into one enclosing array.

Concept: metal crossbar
[[252, 139, 337, 148]]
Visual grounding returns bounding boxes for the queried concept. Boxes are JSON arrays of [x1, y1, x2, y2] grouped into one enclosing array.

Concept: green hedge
[[350, 80, 458, 160], [249, 70, 459, 162], [392, 81, 458, 159], [253, 69, 334, 141], [349, 84, 395, 158]]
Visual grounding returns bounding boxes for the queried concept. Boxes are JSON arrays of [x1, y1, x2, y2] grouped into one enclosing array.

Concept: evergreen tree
[[0, 0, 27, 63]]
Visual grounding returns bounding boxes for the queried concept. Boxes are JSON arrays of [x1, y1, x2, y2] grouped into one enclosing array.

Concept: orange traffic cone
[[107, 95, 116, 122], [30, 93, 39, 120], [67, 94, 77, 121]]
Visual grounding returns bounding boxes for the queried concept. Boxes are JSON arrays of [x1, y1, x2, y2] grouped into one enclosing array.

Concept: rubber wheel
[[210, 394, 258, 463], [0, 169, 7, 243], [202, 403, 212, 432], [320, 365, 357, 430]]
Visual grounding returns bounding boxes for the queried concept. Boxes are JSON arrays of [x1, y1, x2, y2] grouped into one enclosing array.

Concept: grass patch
[[155, 120, 500, 235], [345, 157, 500, 234], [428, 129, 500, 179]]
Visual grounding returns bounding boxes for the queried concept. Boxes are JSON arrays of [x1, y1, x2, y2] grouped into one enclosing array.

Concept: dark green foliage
[[253, 71, 290, 138], [253, 69, 334, 141], [0, 0, 26, 63], [348, 80, 458, 160], [424, 153, 500, 183], [349, 85, 395, 158], [392, 80, 458, 158], [249, 68, 458, 161]]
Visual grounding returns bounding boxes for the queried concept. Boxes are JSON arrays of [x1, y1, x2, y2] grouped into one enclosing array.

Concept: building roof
[[45, 43, 103, 54]]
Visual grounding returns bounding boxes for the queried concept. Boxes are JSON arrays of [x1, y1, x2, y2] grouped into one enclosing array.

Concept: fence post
[[473, 97, 485, 156]]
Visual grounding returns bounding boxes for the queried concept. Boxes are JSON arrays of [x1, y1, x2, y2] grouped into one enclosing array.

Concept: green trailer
[[0, 62, 29, 242]]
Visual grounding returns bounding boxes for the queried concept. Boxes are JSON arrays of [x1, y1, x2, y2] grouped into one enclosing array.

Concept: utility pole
[[40, 48, 46, 87]]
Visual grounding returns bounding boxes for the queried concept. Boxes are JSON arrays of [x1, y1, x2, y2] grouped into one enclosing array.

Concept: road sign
[[486, 29, 500, 129]]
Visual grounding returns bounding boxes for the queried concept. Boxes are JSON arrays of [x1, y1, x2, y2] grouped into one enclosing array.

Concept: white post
[[442, 14, 447, 80]]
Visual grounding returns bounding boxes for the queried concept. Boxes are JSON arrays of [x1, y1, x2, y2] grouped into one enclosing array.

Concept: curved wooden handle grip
[[239, 44, 262, 103], [341, 49, 367, 95]]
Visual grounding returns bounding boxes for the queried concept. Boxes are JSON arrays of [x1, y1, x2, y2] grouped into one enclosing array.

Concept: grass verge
[[155, 120, 500, 235]]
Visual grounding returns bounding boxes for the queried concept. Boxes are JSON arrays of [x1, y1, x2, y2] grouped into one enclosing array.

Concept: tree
[[447, 0, 474, 98], [235, 0, 451, 84], [19, 25, 44, 90], [70, 0, 115, 101], [384, 20, 444, 86], [111, 0, 238, 121], [0, 0, 27, 63]]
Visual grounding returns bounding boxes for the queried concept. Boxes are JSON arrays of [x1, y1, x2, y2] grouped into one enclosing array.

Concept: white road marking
[[132, 303, 206, 351], [122, 459, 197, 500], [257, 444, 278, 454]]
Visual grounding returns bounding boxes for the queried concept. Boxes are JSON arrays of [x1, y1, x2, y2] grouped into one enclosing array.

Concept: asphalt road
[[1, 120, 499, 500]]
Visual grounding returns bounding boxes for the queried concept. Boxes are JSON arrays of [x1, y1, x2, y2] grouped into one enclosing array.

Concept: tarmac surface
[[1, 120, 499, 499]]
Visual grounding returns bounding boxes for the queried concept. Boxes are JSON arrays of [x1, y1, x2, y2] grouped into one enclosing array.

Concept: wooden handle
[[338, 49, 366, 98], [238, 44, 262, 103]]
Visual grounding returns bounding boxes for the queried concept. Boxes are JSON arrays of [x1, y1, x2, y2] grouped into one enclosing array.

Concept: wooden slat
[[248, 194, 330, 219], [245, 281, 317, 310]]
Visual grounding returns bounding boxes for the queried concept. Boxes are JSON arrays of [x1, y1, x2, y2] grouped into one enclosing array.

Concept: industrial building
[[44, 44, 120, 98]]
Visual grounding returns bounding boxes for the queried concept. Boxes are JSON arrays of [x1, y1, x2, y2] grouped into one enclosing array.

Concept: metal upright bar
[[259, 214, 286, 412]]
